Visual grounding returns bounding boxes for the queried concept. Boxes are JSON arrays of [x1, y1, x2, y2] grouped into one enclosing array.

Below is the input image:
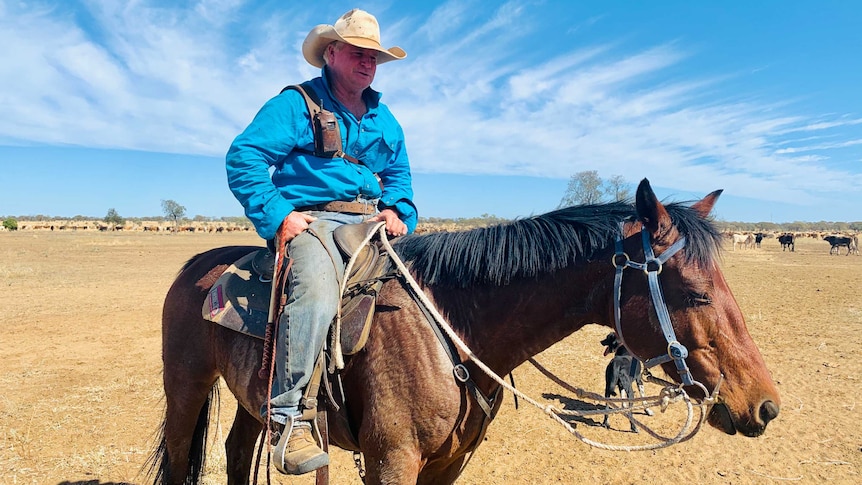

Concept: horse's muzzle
[[709, 399, 779, 437]]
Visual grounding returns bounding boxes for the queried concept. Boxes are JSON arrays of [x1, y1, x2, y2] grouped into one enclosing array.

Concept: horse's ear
[[635, 178, 671, 235], [690, 189, 723, 218]]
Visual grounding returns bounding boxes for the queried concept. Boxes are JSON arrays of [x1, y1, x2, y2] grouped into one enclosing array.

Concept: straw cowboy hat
[[302, 9, 406, 68]]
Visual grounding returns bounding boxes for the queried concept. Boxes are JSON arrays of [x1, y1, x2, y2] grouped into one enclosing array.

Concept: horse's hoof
[[645, 409, 654, 416]]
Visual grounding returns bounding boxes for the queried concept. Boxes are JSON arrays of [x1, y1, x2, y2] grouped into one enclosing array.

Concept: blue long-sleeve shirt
[[226, 68, 417, 240]]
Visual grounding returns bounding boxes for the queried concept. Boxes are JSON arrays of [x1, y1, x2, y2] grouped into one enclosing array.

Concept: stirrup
[[272, 416, 329, 475]]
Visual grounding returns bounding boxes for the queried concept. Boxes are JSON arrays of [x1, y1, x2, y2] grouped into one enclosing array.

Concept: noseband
[[612, 222, 702, 391]]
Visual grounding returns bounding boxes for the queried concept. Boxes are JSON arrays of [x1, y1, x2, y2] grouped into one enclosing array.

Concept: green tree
[[3, 217, 18, 231], [104, 208, 124, 227], [558, 170, 603, 208], [161, 199, 187, 233]]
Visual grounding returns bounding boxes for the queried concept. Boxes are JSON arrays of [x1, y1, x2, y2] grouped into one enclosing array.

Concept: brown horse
[[147, 179, 780, 484]]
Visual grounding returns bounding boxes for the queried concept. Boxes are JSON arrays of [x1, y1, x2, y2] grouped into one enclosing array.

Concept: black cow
[[754, 232, 765, 248], [778, 233, 795, 252], [824, 235, 858, 255], [600, 333, 652, 432]]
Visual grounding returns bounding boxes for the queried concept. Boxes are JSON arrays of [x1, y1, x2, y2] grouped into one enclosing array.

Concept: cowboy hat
[[302, 9, 406, 68]]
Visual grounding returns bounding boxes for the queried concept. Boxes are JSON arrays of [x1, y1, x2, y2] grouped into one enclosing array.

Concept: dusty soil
[[1, 231, 860, 484]]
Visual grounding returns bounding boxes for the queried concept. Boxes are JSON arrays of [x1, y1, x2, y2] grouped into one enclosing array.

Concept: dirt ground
[[1, 230, 860, 484]]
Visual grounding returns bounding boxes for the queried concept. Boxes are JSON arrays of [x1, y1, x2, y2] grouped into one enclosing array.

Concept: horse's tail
[[144, 384, 220, 485]]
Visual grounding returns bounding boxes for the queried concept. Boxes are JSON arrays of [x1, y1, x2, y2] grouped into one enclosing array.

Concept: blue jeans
[[264, 211, 367, 424]]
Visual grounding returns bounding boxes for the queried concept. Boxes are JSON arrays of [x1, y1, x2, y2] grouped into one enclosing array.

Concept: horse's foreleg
[[361, 447, 422, 485], [225, 405, 263, 485], [417, 455, 468, 485]]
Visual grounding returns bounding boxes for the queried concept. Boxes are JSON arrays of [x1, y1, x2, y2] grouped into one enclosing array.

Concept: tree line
[[3, 185, 859, 233]]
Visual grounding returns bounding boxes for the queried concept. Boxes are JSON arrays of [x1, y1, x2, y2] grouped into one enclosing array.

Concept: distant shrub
[[3, 217, 18, 231]]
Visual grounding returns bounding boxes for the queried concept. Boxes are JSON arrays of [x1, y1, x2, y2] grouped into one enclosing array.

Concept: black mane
[[393, 200, 722, 288]]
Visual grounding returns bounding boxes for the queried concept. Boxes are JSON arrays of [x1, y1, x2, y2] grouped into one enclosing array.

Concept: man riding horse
[[225, 9, 416, 475]]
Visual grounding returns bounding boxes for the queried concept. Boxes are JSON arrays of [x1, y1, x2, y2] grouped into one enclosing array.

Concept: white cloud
[[0, 1, 859, 214], [775, 138, 862, 154]]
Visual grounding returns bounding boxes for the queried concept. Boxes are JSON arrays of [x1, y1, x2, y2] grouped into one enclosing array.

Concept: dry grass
[[0, 231, 860, 484]]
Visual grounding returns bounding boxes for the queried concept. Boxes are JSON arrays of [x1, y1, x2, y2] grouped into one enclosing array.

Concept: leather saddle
[[202, 221, 390, 355], [332, 222, 390, 354]]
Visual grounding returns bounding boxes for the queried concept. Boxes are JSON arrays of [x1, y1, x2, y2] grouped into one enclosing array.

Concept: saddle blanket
[[203, 249, 271, 339], [202, 248, 379, 354]]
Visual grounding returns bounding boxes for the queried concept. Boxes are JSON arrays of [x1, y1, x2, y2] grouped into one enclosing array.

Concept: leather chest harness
[[281, 82, 383, 215]]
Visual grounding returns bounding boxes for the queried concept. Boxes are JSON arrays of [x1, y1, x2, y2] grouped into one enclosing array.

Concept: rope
[[330, 221, 387, 372], [376, 225, 718, 452]]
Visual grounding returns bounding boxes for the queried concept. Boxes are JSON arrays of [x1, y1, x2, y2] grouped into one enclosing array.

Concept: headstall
[[612, 221, 703, 392]]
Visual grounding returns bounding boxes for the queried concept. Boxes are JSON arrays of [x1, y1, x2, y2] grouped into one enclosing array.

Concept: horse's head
[[614, 179, 780, 437]]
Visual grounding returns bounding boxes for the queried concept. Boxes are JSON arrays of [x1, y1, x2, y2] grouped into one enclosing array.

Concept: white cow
[[732, 233, 754, 250]]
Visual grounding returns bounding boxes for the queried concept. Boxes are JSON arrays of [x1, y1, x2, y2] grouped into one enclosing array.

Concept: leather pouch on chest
[[314, 110, 342, 157]]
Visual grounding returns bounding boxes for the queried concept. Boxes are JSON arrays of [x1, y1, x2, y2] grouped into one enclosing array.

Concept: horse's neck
[[439, 261, 614, 376]]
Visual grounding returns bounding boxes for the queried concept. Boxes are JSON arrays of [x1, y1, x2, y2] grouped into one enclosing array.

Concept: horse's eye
[[687, 293, 712, 306]]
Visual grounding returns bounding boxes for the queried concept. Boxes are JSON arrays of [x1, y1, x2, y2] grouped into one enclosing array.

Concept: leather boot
[[270, 418, 329, 475]]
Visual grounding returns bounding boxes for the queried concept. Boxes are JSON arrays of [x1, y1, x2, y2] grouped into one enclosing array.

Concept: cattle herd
[[725, 231, 859, 255], [3, 219, 860, 256], [3, 220, 254, 233]]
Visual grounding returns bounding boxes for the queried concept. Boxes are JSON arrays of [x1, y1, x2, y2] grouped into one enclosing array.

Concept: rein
[[371, 224, 719, 452]]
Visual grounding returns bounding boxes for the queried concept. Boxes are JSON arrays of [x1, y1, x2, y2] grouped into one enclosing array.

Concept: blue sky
[[1, 0, 860, 224]]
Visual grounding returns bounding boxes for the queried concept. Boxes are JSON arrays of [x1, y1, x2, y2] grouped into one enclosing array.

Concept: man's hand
[[276, 211, 317, 244], [369, 208, 407, 237]]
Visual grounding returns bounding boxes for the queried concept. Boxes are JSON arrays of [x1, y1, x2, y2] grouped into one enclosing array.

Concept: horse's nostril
[[760, 400, 779, 423]]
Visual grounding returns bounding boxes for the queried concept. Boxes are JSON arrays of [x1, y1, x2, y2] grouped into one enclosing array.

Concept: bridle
[[612, 221, 711, 397]]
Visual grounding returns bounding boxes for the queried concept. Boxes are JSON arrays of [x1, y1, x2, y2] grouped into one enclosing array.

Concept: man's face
[[327, 42, 378, 92]]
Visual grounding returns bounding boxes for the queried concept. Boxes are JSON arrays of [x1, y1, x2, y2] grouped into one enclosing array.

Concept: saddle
[[202, 222, 390, 356]]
